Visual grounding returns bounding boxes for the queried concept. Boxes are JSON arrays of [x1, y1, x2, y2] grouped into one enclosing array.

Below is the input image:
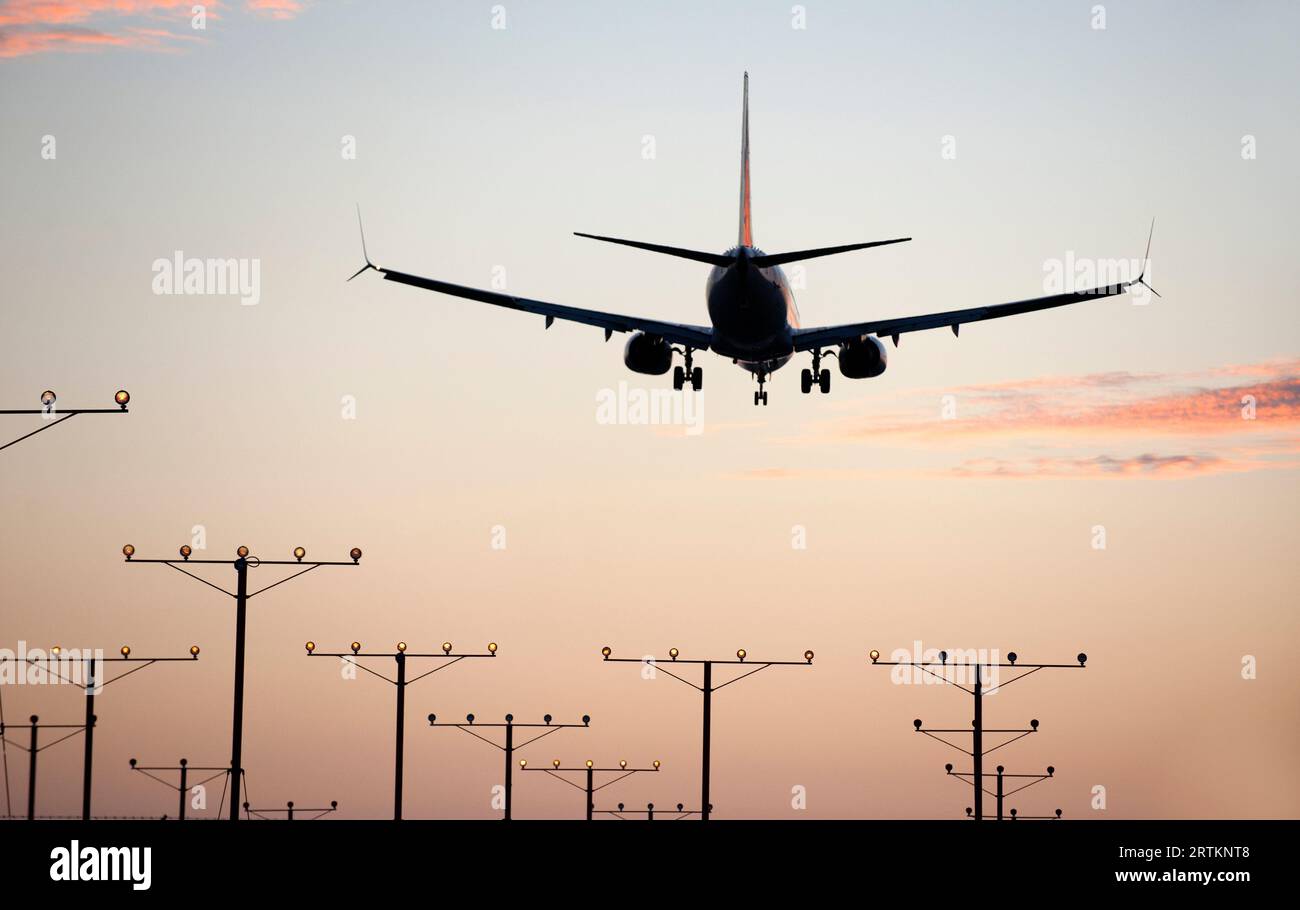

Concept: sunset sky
[[1, 0, 1297, 820]]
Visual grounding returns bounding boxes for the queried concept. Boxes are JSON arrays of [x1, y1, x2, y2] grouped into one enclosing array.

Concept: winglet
[[1133, 217, 1160, 298], [348, 204, 378, 281]]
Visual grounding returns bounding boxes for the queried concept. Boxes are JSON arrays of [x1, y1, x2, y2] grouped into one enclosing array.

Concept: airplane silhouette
[[351, 74, 1157, 406]]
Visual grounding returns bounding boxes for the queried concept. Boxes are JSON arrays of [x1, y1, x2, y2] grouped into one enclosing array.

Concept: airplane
[[349, 73, 1157, 406]]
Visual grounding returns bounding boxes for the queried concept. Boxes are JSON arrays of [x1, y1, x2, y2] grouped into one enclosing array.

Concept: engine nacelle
[[838, 336, 888, 379], [623, 332, 673, 375]]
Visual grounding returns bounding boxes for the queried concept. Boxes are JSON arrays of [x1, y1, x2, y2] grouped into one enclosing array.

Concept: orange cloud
[[0, 22, 201, 55], [0, 0, 306, 58], [0, 1, 201, 56], [0, 1, 198, 27], [246, 0, 305, 20]]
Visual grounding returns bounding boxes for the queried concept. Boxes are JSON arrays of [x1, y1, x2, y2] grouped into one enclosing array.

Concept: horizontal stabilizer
[[748, 238, 911, 268], [574, 232, 735, 267]]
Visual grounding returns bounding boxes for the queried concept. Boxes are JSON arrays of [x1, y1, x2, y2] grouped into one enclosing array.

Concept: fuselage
[[705, 246, 799, 375]]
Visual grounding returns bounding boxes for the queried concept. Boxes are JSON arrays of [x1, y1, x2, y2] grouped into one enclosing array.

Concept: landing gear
[[753, 370, 769, 406], [803, 349, 832, 394], [672, 347, 703, 391]]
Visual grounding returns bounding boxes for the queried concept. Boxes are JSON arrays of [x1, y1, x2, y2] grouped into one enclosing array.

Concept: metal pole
[[394, 651, 405, 821], [996, 765, 1004, 821], [586, 766, 594, 821], [178, 759, 188, 821], [81, 654, 96, 820], [287, 801, 294, 821], [973, 662, 983, 821], [702, 661, 712, 822], [228, 556, 248, 822], [27, 716, 38, 821], [503, 716, 514, 821]]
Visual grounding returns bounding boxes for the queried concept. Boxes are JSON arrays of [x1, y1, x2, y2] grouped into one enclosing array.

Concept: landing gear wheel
[[691, 366, 703, 390], [807, 349, 832, 395], [673, 366, 685, 391], [753, 369, 770, 406]]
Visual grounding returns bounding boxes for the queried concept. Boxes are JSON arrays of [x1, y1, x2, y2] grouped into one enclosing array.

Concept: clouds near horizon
[[755, 359, 1300, 480]]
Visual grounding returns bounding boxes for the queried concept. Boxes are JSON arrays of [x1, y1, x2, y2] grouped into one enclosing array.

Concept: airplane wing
[[369, 265, 714, 349], [792, 282, 1138, 351], [348, 215, 712, 351], [794, 221, 1159, 352]]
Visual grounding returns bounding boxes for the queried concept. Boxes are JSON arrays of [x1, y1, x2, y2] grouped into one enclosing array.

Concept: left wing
[[793, 222, 1158, 351], [350, 213, 713, 350]]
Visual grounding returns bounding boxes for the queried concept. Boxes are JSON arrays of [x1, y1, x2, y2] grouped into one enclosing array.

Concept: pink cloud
[[945, 441, 1300, 478], [951, 453, 1236, 479], [825, 371, 1300, 443], [730, 443, 1300, 482], [759, 359, 1300, 481]]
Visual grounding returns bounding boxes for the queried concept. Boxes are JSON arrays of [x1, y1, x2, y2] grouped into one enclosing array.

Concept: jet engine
[[838, 336, 888, 379], [623, 332, 673, 375]]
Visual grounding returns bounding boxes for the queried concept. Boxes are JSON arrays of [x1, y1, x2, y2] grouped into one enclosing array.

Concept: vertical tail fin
[[738, 72, 752, 248]]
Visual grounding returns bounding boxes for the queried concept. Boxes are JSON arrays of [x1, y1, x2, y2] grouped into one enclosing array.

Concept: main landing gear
[[672, 347, 703, 391], [753, 371, 769, 406], [800, 349, 832, 395]]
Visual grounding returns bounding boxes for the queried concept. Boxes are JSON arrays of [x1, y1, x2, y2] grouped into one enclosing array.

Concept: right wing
[[794, 220, 1159, 351], [792, 282, 1138, 351]]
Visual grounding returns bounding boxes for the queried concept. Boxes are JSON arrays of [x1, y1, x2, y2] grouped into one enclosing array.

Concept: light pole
[[868, 648, 1086, 820], [1008, 807, 1064, 820], [304, 639, 498, 819], [123, 543, 363, 820], [129, 758, 233, 820], [243, 799, 338, 821], [1, 389, 129, 453], [0, 644, 198, 820], [522, 758, 660, 820], [600, 646, 814, 821], [913, 716, 1044, 820], [426, 713, 591, 820], [0, 716, 83, 820], [593, 801, 705, 821], [946, 762, 1056, 821]]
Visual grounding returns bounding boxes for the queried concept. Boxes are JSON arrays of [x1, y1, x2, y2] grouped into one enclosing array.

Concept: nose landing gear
[[672, 347, 703, 391], [800, 349, 832, 394], [753, 371, 769, 406]]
